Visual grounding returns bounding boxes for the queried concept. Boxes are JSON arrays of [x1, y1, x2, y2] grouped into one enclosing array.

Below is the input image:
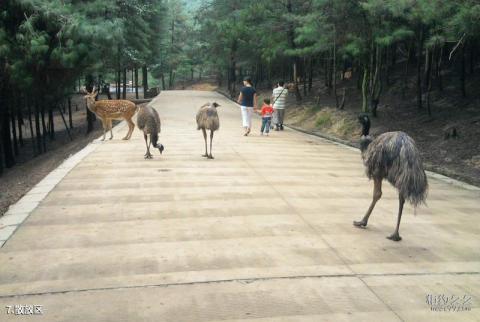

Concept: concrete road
[[0, 91, 479, 321]]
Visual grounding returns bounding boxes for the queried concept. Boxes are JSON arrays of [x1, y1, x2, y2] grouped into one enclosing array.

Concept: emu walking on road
[[354, 115, 428, 241], [196, 102, 220, 159], [137, 105, 164, 159]]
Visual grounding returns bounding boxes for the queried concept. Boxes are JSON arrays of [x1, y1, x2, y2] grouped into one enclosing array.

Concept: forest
[[1, 0, 480, 177]]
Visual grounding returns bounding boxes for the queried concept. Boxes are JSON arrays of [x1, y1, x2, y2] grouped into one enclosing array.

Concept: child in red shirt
[[260, 98, 274, 136]]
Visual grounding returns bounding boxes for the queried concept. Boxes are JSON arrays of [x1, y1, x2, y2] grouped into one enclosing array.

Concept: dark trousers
[[261, 117, 272, 133]]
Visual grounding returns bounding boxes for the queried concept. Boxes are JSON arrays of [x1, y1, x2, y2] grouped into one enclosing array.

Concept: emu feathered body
[[196, 103, 219, 131], [196, 102, 220, 159], [137, 105, 164, 158], [361, 131, 428, 206], [355, 114, 428, 241]]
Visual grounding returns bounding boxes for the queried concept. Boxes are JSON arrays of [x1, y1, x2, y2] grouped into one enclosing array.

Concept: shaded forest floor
[[0, 94, 101, 216], [203, 69, 480, 187], [0, 93, 143, 216]]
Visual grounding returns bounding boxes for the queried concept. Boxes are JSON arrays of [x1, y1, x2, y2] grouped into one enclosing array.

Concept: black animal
[[354, 115, 428, 241]]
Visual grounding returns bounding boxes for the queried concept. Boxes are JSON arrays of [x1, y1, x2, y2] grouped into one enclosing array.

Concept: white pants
[[241, 106, 253, 128]]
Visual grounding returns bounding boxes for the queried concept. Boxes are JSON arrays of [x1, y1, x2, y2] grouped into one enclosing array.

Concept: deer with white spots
[[83, 88, 138, 141]]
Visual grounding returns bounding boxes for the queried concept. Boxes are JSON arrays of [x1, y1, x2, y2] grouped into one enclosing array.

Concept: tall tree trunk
[[469, 40, 475, 75], [34, 102, 42, 154], [436, 45, 444, 91], [324, 55, 329, 88], [122, 68, 127, 99], [362, 66, 369, 113], [402, 41, 411, 98], [10, 99, 19, 155], [286, 0, 301, 101], [134, 68, 139, 99], [142, 65, 149, 98], [292, 60, 302, 101], [27, 103, 36, 156], [0, 130, 3, 175], [370, 45, 383, 117], [302, 58, 307, 97], [416, 26, 424, 109], [229, 40, 237, 97], [48, 107, 55, 140], [308, 57, 313, 93], [40, 104, 47, 152], [1, 96, 15, 167], [460, 43, 466, 97], [131, 69, 134, 92], [426, 46, 434, 117], [161, 73, 166, 91], [17, 103, 24, 147], [333, 28, 339, 109], [424, 47, 431, 92], [116, 69, 121, 99], [68, 97, 73, 129]]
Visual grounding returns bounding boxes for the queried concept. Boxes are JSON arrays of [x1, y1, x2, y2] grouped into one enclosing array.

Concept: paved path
[[0, 91, 479, 321]]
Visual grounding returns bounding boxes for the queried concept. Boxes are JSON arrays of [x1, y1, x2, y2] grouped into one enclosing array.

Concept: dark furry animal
[[354, 114, 428, 241], [137, 105, 164, 159], [196, 102, 220, 159]]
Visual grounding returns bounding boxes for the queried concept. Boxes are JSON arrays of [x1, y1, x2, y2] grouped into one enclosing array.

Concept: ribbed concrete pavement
[[0, 91, 479, 321]]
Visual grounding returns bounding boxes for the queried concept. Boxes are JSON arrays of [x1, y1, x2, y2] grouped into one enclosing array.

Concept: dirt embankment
[[214, 74, 480, 187]]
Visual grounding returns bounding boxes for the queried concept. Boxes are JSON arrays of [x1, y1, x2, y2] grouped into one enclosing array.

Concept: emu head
[[358, 114, 370, 136], [211, 102, 220, 108], [358, 114, 372, 153]]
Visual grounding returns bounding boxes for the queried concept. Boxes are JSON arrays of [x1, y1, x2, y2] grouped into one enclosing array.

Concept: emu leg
[[201, 128, 208, 157], [354, 178, 382, 228], [387, 195, 405, 241], [208, 130, 214, 159], [144, 134, 152, 159]]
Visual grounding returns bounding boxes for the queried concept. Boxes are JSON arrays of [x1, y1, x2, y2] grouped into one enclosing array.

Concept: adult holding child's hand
[[237, 77, 257, 136]]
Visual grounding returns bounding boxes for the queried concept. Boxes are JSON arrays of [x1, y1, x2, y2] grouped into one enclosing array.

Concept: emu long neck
[[360, 137, 372, 155], [360, 119, 372, 154]]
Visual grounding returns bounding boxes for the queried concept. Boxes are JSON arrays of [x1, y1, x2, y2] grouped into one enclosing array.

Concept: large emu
[[137, 105, 164, 159], [354, 115, 428, 241], [196, 102, 220, 159]]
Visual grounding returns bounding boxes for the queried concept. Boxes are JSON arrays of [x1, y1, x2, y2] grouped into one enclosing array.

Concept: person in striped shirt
[[271, 81, 288, 131]]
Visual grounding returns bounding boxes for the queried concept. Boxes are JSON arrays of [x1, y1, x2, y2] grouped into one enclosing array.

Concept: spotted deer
[[83, 88, 138, 140]]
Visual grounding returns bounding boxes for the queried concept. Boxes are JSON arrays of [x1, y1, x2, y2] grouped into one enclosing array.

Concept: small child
[[259, 98, 274, 136]]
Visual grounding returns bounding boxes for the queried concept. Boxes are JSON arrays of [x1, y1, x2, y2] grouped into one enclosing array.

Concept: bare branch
[[449, 33, 466, 61]]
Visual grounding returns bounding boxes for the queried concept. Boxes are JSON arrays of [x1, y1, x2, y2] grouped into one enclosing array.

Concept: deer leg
[[108, 119, 113, 140], [123, 118, 133, 140], [122, 119, 129, 140], [387, 195, 405, 241], [354, 178, 382, 228], [201, 128, 208, 157], [127, 118, 135, 140], [101, 119, 107, 141], [208, 130, 214, 159]]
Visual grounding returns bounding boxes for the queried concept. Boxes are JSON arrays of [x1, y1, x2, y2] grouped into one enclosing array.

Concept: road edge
[[215, 89, 480, 192]]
